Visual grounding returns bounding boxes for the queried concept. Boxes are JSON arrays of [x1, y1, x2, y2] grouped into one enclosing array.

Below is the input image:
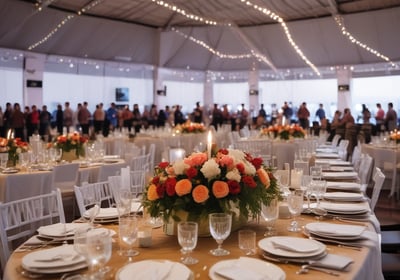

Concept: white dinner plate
[[323, 192, 365, 202], [319, 201, 370, 215], [1, 168, 19, 174], [258, 236, 326, 258], [305, 222, 366, 239], [116, 260, 193, 280], [37, 223, 90, 238], [22, 245, 86, 273], [209, 257, 285, 280], [326, 181, 361, 192]]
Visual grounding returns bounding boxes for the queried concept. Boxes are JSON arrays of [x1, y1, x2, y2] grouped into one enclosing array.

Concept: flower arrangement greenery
[[0, 137, 29, 166], [260, 124, 306, 140], [143, 148, 280, 224], [50, 132, 88, 157], [174, 121, 206, 134]]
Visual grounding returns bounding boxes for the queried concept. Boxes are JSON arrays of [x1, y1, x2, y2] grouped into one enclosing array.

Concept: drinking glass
[[287, 189, 304, 232], [73, 228, 112, 279], [19, 152, 30, 170], [84, 189, 101, 227], [118, 215, 139, 260], [301, 175, 313, 210], [238, 230, 256, 255], [310, 166, 322, 180], [209, 213, 232, 256], [177, 221, 198, 265], [260, 198, 279, 236], [310, 179, 327, 208], [0, 153, 8, 169]]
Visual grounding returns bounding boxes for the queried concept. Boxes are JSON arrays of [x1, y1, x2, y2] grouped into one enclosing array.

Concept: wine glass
[[301, 175, 313, 211], [177, 221, 198, 265], [118, 215, 139, 261], [287, 189, 304, 232], [74, 227, 112, 280], [209, 213, 232, 256], [260, 198, 279, 236]]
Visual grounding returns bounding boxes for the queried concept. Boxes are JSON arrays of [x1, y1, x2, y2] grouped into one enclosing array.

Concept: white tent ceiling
[[0, 0, 400, 76]]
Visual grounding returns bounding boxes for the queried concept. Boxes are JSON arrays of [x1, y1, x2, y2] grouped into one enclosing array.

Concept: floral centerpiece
[[49, 132, 88, 159], [142, 148, 280, 235], [0, 137, 29, 166], [260, 124, 306, 140], [389, 130, 400, 144], [174, 121, 206, 134]]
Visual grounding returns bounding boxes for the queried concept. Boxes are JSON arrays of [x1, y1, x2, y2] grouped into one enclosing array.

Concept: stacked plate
[[305, 222, 367, 242], [22, 245, 87, 274], [209, 257, 285, 280], [116, 260, 193, 280], [318, 201, 370, 215], [322, 171, 358, 180], [258, 236, 326, 264], [37, 223, 90, 241], [326, 182, 361, 192], [83, 207, 119, 223], [323, 192, 366, 202]]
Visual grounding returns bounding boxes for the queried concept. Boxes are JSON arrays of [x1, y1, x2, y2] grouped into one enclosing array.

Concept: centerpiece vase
[[163, 209, 248, 237], [61, 149, 78, 162], [7, 152, 18, 167]]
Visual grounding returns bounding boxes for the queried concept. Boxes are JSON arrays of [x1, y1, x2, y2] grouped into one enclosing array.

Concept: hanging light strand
[[238, 0, 321, 76], [334, 15, 396, 67], [28, 0, 105, 50]]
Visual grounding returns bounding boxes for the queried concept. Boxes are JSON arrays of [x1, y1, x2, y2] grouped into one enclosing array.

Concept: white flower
[[226, 168, 241, 182], [244, 161, 256, 175], [172, 159, 189, 175], [200, 159, 221, 179], [228, 149, 246, 163]]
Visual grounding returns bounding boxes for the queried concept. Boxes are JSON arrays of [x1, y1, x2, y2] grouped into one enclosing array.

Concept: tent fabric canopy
[[0, 0, 400, 73]]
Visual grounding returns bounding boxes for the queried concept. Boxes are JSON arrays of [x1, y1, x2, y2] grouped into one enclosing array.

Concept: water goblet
[[118, 215, 139, 261], [310, 179, 327, 208], [84, 191, 101, 227], [260, 198, 279, 236], [177, 221, 198, 265], [85, 228, 112, 279], [310, 166, 322, 180], [209, 213, 232, 256], [300, 175, 313, 211], [0, 153, 8, 169], [287, 189, 304, 232]]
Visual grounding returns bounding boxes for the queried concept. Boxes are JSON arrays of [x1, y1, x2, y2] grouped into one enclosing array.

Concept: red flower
[[152, 176, 160, 184], [219, 149, 229, 155], [251, 157, 263, 170], [159, 162, 169, 169], [186, 167, 198, 179], [242, 175, 257, 188], [156, 184, 165, 198], [228, 180, 241, 195], [165, 177, 177, 196], [236, 162, 245, 174]]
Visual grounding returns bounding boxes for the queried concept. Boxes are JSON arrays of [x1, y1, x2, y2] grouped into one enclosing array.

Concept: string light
[[151, 0, 220, 26], [334, 15, 396, 67], [28, 0, 105, 50], [237, 0, 321, 76]]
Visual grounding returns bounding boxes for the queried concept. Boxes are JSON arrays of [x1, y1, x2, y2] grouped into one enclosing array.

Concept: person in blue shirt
[[315, 103, 327, 130], [106, 102, 118, 131]]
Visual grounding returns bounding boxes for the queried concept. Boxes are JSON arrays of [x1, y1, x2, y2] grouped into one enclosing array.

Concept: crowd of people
[[0, 100, 397, 146]]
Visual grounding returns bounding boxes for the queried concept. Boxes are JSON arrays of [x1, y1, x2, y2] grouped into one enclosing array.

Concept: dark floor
[[371, 189, 400, 226]]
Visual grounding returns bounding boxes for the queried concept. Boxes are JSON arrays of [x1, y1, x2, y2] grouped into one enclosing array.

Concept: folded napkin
[[306, 222, 366, 237], [37, 223, 90, 237], [215, 258, 270, 280], [312, 253, 353, 271], [271, 238, 319, 253], [134, 261, 174, 279]]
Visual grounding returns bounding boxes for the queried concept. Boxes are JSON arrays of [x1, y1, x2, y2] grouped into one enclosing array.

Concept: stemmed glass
[[84, 188, 101, 227], [209, 213, 232, 256], [118, 215, 139, 261], [0, 153, 8, 170], [310, 179, 327, 208], [260, 198, 279, 236], [287, 189, 304, 232], [73, 228, 112, 280], [301, 175, 313, 211], [177, 221, 198, 265]]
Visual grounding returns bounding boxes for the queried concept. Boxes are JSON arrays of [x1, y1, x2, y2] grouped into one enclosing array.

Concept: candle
[[291, 168, 303, 189], [6, 129, 11, 139], [207, 130, 212, 159]]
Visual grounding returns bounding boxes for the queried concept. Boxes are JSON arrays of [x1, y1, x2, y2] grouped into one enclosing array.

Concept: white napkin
[[271, 238, 319, 253], [312, 254, 353, 270], [306, 222, 366, 237], [127, 261, 174, 279], [215, 257, 271, 280]]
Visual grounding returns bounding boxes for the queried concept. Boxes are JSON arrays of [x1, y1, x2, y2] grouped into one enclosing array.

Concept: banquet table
[[0, 159, 127, 202], [3, 213, 383, 280]]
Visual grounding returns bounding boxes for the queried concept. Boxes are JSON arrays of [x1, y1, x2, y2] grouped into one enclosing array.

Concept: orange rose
[[212, 181, 229, 198], [175, 179, 192, 196], [192, 185, 209, 203], [147, 184, 159, 201], [257, 168, 270, 188]]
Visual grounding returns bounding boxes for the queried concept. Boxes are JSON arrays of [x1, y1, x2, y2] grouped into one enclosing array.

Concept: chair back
[[372, 147, 398, 198], [0, 189, 65, 271], [130, 170, 146, 198], [331, 134, 341, 147], [358, 153, 373, 185], [73, 181, 113, 217], [351, 145, 362, 171], [130, 153, 151, 172], [51, 163, 80, 192], [370, 167, 386, 211]]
